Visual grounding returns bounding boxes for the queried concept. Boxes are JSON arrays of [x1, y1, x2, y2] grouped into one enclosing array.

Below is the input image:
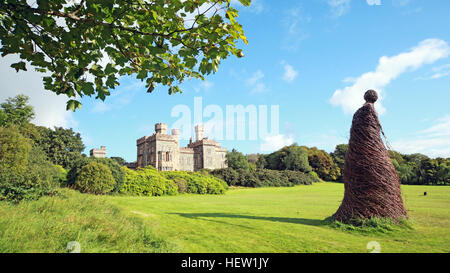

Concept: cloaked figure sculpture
[[333, 90, 408, 223]]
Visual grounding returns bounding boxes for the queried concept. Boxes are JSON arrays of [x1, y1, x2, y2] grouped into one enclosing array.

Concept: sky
[[1, 0, 450, 162]]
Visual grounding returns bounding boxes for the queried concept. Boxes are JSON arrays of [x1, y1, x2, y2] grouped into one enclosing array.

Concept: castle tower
[[155, 123, 167, 134], [195, 124, 204, 142], [90, 146, 106, 158], [172, 128, 180, 143]]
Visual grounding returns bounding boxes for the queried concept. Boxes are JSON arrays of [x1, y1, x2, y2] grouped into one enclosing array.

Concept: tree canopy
[[0, 94, 34, 127], [226, 148, 250, 170], [0, 0, 250, 110]]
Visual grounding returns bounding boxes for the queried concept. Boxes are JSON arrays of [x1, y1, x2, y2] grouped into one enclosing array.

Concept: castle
[[136, 123, 227, 171], [90, 146, 106, 158]]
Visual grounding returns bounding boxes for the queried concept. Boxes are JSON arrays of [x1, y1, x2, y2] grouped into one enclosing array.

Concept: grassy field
[[0, 183, 448, 253], [107, 182, 450, 253], [0, 189, 172, 253]]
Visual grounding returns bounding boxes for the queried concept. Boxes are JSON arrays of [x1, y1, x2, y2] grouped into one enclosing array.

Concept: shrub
[[161, 171, 228, 195], [173, 178, 188, 193], [120, 167, 178, 196], [211, 168, 319, 188], [280, 170, 320, 185], [75, 162, 115, 194], [92, 158, 125, 193], [54, 165, 68, 184], [66, 157, 125, 193], [211, 168, 240, 186], [0, 127, 59, 202], [66, 155, 90, 187], [0, 126, 31, 175]]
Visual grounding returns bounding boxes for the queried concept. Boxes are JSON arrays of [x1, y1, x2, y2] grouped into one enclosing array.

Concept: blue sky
[[1, 0, 450, 162]]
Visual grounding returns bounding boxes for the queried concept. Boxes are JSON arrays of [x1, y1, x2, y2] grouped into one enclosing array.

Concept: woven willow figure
[[333, 90, 408, 223]]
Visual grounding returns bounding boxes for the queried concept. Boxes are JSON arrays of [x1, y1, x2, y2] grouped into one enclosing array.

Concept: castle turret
[[172, 128, 180, 143], [90, 146, 106, 158], [195, 124, 204, 142], [155, 123, 167, 134]]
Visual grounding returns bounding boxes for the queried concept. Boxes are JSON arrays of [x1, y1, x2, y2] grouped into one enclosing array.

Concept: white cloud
[[281, 6, 310, 51], [282, 63, 298, 83], [416, 63, 450, 80], [391, 115, 450, 158], [421, 115, 450, 137], [328, 0, 351, 17], [367, 0, 381, 6], [330, 39, 450, 115], [301, 131, 348, 153], [194, 80, 214, 93], [428, 71, 450, 80], [260, 134, 294, 152], [392, 138, 450, 158], [0, 55, 76, 128], [246, 70, 267, 93]]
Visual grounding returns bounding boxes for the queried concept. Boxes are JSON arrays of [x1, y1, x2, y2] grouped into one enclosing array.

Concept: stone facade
[[137, 123, 227, 171], [90, 146, 106, 158]]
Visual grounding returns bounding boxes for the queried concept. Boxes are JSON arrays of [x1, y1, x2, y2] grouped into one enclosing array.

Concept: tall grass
[[0, 188, 174, 253]]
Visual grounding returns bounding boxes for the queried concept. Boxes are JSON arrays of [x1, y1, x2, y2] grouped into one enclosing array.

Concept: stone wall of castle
[[137, 123, 227, 171]]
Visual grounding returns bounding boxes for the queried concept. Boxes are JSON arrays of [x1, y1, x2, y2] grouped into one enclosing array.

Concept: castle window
[[166, 152, 170, 161]]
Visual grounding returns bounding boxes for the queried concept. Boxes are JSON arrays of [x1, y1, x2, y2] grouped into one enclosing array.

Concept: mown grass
[[0, 188, 174, 253], [107, 182, 450, 253], [1, 183, 448, 253]]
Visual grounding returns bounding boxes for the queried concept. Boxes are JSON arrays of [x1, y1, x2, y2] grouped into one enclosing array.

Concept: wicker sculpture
[[333, 90, 408, 223]]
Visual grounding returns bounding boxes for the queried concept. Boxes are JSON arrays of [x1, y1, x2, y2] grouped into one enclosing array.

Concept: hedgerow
[[120, 167, 228, 196], [210, 168, 320, 188], [162, 171, 228, 195], [120, 166, 178, 196]]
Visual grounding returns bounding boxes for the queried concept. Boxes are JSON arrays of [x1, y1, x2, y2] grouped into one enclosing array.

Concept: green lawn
[[107, 182, 450, 253]]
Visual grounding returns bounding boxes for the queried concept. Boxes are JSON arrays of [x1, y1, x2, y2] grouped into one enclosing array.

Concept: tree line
[[0, 94, 227, 202], [220, 143, 449, 186]]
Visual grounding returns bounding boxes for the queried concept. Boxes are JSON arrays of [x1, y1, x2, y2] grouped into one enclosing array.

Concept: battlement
[[90, 146, 107, 158]]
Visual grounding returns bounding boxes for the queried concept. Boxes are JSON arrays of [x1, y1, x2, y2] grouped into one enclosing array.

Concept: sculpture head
[[364, 90, 378, 103]]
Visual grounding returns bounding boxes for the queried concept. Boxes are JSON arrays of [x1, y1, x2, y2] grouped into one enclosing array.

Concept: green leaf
[[11, 62, 27, 72], [238, 0, 251, 6], [66, 100, 82, 112]]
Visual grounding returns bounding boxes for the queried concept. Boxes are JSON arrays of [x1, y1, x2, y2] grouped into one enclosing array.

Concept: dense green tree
[[404, 153, 429, 165], [75, 162, 115, 194], [92, 157, 125, 193], [110, 156, 126, 165], [265, 144, 312, 173], [0, 126, 60, 202], [392, 160, 416, 185], [256, 155, 266, 169], [283, 145, 312, 172], [33, 126, 85, 169], [246, 154, 259, 164], [303, 146, 340, 181], [331, 144, 348, 182], [0, 94, 34, 127], [389, 150, 405, 165], [1, 0, 250, 110], [0, 126, 31, 175], [226, 149, 250, 170]]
